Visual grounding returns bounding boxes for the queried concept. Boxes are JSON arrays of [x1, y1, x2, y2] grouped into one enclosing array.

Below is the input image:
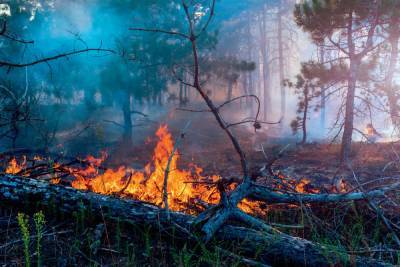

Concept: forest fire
[[5, 156, 27, 175], [2, 1, 400, 265], [65, 126, 340, 213], [66, 125, 222, 212], [2, 125, 328, 215]]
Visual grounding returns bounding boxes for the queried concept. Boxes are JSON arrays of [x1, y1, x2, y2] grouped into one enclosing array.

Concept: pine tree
[[295, 0, 381, 161]]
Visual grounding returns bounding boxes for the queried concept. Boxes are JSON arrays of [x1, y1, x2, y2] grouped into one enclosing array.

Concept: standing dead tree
[[0, 1, 397, 266], [129, 1, 400, 257]]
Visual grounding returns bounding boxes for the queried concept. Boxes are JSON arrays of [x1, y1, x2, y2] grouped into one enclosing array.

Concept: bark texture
[[0, 175, 392, 267]]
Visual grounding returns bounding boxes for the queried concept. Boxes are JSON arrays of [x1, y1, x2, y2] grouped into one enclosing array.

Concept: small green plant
[[199, 243, 222, 267], [397, 251, 400, 265], [17, 213, 31, 267], [172, 244, 194, 267], [17, 211, 46, 267], [33, 211, 46, 267], [126, 243, 137, 266], [144, 227, 152, 258], [116, 217, 121, 250], [73, 202, 86, 232]]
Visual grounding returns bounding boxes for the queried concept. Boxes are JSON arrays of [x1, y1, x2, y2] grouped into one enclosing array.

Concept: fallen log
[[249, 181, 400, 204], [0, 175, 392, 267]]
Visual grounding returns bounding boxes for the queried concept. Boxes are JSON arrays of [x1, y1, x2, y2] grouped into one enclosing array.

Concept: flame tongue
[[69, 125, 219, 211], [4, 125, 333, 215], [59, 125, 329, 213], [5, 156, 27, 175]]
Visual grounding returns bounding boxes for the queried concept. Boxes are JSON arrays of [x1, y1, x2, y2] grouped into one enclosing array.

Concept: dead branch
[[163, 121, 191, 218], [0, 48, 115, 68], [0, 20, 34, 44], [130, 110, 148, 117], [128, 27, 189, 39], [347, 164, 400, 248], [248, 181, 400, 204]]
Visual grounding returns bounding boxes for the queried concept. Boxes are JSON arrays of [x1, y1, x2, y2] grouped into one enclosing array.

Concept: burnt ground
[[37, 102, 400, 191], [106, 106, 400, 193]]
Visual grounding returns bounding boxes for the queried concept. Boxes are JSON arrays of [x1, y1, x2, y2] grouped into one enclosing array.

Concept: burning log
[[0, 174, 392, 266]]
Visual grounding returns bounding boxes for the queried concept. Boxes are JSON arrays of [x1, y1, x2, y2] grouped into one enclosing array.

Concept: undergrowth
[[1, 201, 398, 266]]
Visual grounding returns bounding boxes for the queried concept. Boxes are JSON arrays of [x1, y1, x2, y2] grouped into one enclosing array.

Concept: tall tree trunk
[[183, 71, 189, 103], [341, 12, 357, 162], [341, 61, 358, 162], [179, 82, 184, 107], [340, 11, 361, 163], [157, 93, 163, 106], [246, 12, 254, 114], [386, 28, 400, 128], [301, 88, 309, 144], [184, 84, 188, 103], [319, 45, 326, 131], [241, 74, 248, 109], [278, 0, 285, 120], [122, 92, 133, 145], [227, 79, 233, 101], [259, 10, 270, 121]]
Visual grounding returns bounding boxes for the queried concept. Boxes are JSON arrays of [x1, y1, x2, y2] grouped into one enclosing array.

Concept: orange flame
[[5, 156, 26, 175], [68, 125, 221, 212], [64, 125, 328, 213], [4, 125, 335, 215], [295, 178, 320, 194]]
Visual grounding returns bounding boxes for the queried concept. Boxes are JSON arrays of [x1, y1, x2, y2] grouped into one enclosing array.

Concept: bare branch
[[195, 0, 216, 38], [0, 48, 115, 68], [129, 27, 189, 39], [163, 121, 191, 219], [0, 20, 33, 44]]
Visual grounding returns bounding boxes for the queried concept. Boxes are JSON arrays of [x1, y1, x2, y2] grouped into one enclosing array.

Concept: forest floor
[[1, 107, 400, 266], [108, 107, 400, 192], [1, 140, 399, 266]]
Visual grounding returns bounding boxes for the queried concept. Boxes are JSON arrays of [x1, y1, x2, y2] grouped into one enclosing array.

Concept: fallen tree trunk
[[0, 175, 392, 267]]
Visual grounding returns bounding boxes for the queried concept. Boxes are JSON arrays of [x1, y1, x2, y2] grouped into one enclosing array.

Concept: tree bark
[[259, 10, 270, 121], [340, 5, 378, 162], [278, 0, 285, 120], [246, 13, 255, 113], [341, 59, 358, 162], [319, 45, 326, 131], [301, 87, 308, 144], [0, 175, 391, 267], [122, 92, 133, 144], [179, 81, 184, 106], [227, 79, 233, 101], [386, 28, 400, 127], [341, 12, 357, 162]]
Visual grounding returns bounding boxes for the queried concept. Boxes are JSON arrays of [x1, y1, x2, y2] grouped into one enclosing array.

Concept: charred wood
[[0, 175, 392, 267]]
